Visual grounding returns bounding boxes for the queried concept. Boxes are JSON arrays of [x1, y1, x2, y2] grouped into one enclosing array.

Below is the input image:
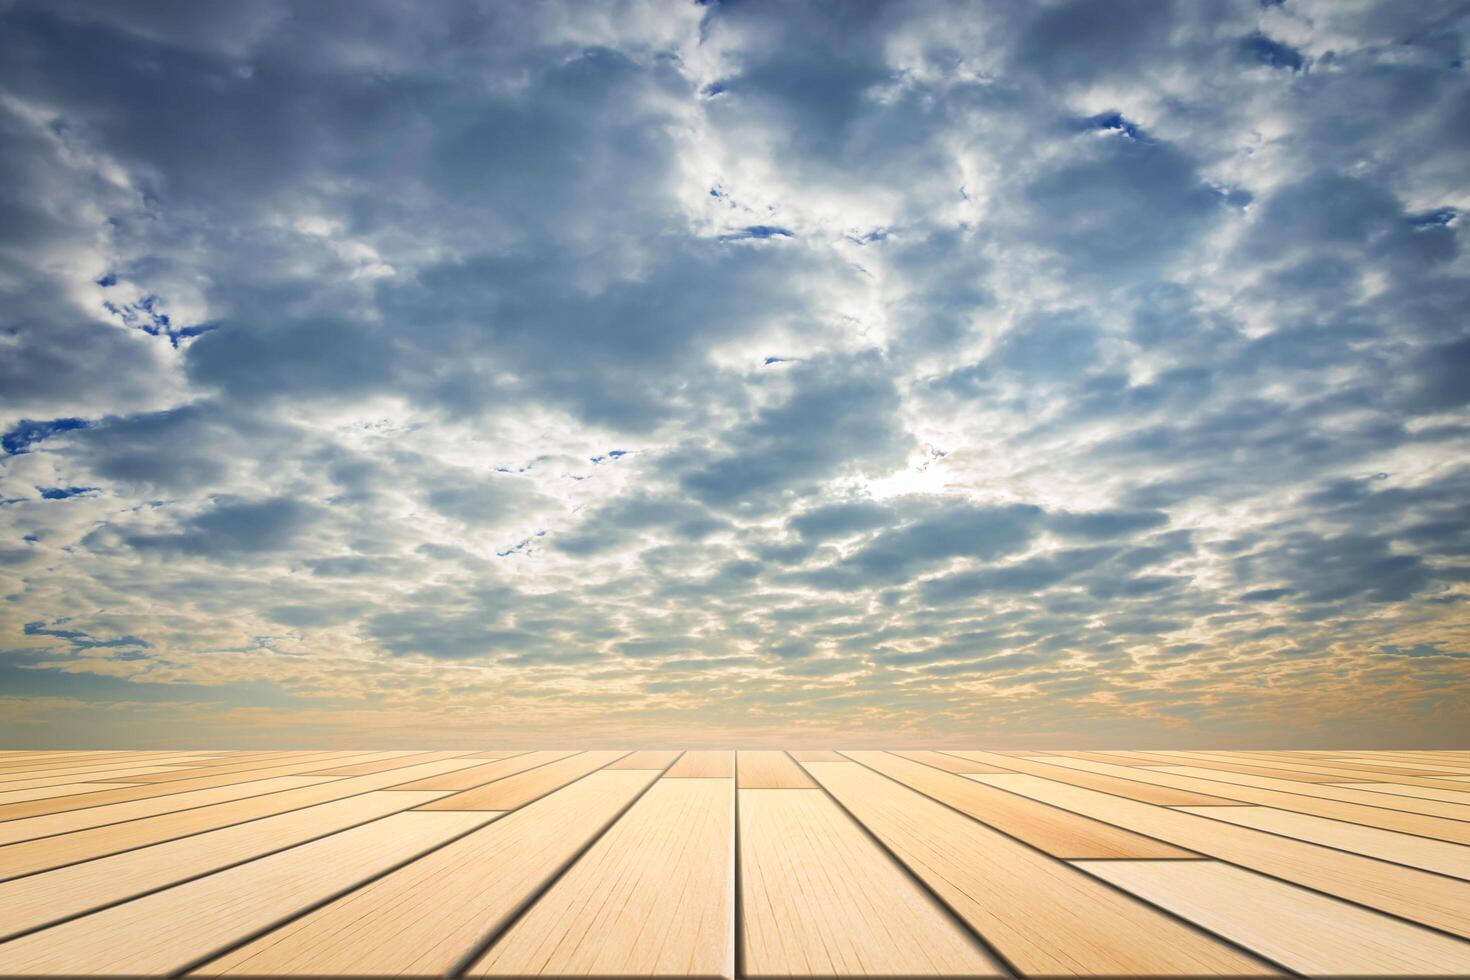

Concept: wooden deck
[[0, 749, 1467, 976]]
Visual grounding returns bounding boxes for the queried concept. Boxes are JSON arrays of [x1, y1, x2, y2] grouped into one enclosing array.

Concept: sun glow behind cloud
[[0, 0, 1467, 748]]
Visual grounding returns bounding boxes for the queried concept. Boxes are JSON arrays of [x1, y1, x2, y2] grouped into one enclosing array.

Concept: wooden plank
[[1340, 782, 1470, 805], [197, 769, 660, 976], [1176, 805, 1470, 879], [467, 750, 530, 759], [0, 754, 443, 823], [1042, 757, 1470, 843], [0, 757, 484, 880], [0, 790, 448, 940], [605, 750, 682, 770], [1048, 750, 1174, 767], [0, 752, 213, 778], [0, 775, 340, 847], [666, 750, 733, 778], [0, 763, 211, 792], [787, 750, 843, 762], [949, 751, 1238, 805], [970, 773, 1470, 938], [294, 750, 473, 776], [1154, 764, 1470, 827], [842, 751, 1196, 858], [738, 788, 1002, 976], [1134, 751, 1470, 788], [736, 750, 815, 788], [1077, 752, 1352, 783], [803, 760, 1269, 976], [1077, 859, 1470, 975], [892, 750, 1011, 774], [391, 750, 579, 791], [119, 750, 402, 784], [0, 811, 490, 975], [1338, 757, 1470, 773], [1152, 764, 1470, 822], [0, 782, 134, 806], [419, 751, 629, 810], [471, 777, 733, 976]]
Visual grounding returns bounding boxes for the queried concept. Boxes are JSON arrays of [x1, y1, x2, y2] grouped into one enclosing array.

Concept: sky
[[1, 0, 1468, 750]]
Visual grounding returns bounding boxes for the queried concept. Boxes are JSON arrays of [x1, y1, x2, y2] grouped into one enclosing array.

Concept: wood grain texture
[[310, 750, 474, 775], [1154, 764, 1470, 827], [419, 751, 630, 810], [393, 749, 580, 791], [971, 773, 1470, 938], [0, 764, 205, 792], [1132, 751, 1470, 789], [842, 750, 1197, 858], [1337, 757, 1470, 773], [787, 750, 843, 762], [1340, 781, 1470, 805], [0, 755, 440, 823], [0, 790, 448, 940], [803, 761, 1269, 976], [197, 769, 659, 976], [472, 777, 733, 976], [892, 750, 1011, 774], [0, 757, 483, 880], [604, 750, 682, 770], [0, 811, 489, 976], [665, 750, 734, 778], [947, 751, 1238, 805], [0, 775, 338, 847], [1041, 757, 1470, 843], [1176, 805, 1470, 879], [117, 750, 400, 784], [0, 782, 128, 806], [738, 788, 1001, 977], [736, 750, 814, 788], [1068, 752, 1351, 783], [1076, 859, 1470, 976]]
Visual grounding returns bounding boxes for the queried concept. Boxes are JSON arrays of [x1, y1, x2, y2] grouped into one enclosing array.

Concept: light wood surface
[[0, 810, 491, 975], [666, 750, 733, 778], [1042, 757, 1470, 843], [1077, 859, 1470, 975], [0, 755, 413, 822], [1176, 805, 1470, 879], [392, 749, 579, 791], [419, 751, 631, 810], [0, 782, 127, 806], [949, 751, 1239, 805], [605, 750, 683, 770], [842, 750, 1197, 858], [736, 751, 815, 788], [0, 748, 1463, 977], [1341, 781, 1470, 805], [892, 750, 1012, 774], [0, 775, 337, 847], [1154, 765, 1470, 821], [0, 790, 448, 940], [198, 769, 659, 975], [738, 788, 1001, 976], [473, 777, 733, 976], [0, 757, 482, 879], [971, 772, 1470, 938], [803, 760, 1268, 976], [310, 749, 475, 775]]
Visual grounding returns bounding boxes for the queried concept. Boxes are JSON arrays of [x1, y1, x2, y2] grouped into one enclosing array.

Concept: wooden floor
[[0, 750, 1467, 976]]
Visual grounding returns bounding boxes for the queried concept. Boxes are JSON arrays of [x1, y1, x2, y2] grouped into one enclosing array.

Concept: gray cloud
[[1, 0, 1467, 745]]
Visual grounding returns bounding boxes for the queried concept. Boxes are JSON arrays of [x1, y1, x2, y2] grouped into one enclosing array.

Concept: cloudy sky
[[2, 0, 1467, 749]]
